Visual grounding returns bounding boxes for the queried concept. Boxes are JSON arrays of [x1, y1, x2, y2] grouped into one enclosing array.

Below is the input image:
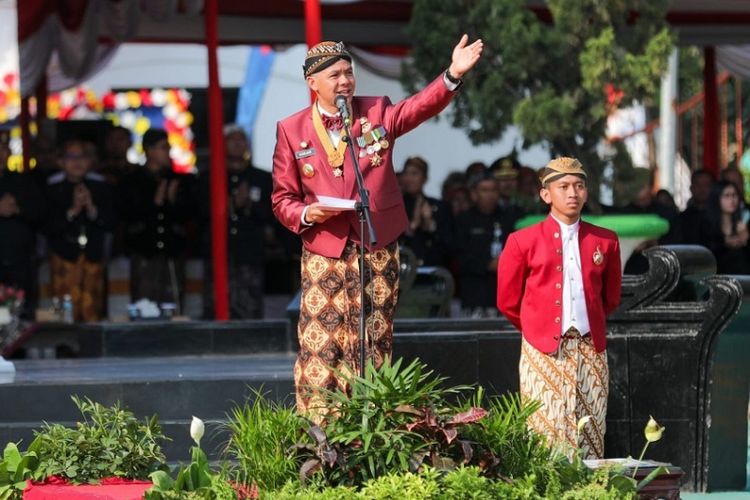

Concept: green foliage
[[260, 466, 638, 499], [406, 0, 676, 196], [267, 479, 357, 500], [224, 390, 303, 491], [456, 391, 581, 497], [146, 447, 240, 500], [559, 467, 637, 500], [293, 357, 480, 487], [0, 442, 41, 500], [358, 468, 441, 499], [679, 47, 704, 101], [33, 396, 167, 484], [437, 466, 504, 499]]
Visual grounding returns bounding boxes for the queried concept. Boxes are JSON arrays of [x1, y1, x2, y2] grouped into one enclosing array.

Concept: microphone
[[334, 94, 351, 126]]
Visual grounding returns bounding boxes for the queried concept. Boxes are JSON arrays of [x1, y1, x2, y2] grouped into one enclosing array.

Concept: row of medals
[[303, 118, 390, 178], [354, 118, 389, 175]]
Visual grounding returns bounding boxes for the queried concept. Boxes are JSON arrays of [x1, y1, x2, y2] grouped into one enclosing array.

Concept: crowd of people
[[395, 156, 750, 318], [0, 125, 293, 322], [0, 123, 748, 323]]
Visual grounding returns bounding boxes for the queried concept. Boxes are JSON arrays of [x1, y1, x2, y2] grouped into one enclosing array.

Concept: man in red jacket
[[497, 157, 622, 459], [273, 36, 483, 420]]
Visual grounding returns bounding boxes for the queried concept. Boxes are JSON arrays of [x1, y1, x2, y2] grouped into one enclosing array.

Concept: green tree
[[404, 0, 675, 200]]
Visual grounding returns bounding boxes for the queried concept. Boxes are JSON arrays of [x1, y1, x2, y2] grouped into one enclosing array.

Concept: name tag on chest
[[295, 148, 316, 160]]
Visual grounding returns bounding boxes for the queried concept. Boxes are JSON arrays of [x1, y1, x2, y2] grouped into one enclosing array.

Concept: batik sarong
[[49, 253, 104, 322], [519, 328, 609, 459], [295, 241, 399, 422]]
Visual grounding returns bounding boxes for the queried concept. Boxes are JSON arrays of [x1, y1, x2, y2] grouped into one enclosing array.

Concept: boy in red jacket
[[497, 157, 622, 459]]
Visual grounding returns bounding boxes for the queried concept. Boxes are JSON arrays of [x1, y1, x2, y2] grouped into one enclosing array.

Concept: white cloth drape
[[349, 46, 408, 80], [717, 45, 750, 81], [19, 14, 57, 97], [47, 43, 120, 94], [19, 0, 206, 97], [56, 0, 99, 80]]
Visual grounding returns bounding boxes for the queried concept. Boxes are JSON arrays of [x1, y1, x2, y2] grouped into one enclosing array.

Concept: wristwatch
[[445, 69, 464, 90]]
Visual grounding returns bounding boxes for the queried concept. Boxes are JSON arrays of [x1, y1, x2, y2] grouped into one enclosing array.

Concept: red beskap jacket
[[496, 215, 622, 353], [271, 74, 455, 258]]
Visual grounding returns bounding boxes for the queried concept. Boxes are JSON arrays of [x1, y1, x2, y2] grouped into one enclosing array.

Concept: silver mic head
[[334, 94, 347, 108]]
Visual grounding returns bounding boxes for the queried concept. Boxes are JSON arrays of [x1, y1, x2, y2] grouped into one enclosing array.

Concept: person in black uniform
[[455, 169, 515, 317], [119, 128, 193, 310], [489, 156, 526, 225], [44, 139, 116, 322], [398, 156, 453, 267], [0, 131, 44, 317], [97, 126, 138, 186], [679, 170, 713, 245], [200, 124, 274, 319]]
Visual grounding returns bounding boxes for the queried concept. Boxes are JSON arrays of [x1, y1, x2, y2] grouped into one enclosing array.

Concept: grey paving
[[2, 354, 295, 385]]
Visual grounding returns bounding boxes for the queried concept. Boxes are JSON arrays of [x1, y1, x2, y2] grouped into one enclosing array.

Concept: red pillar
[[204, 0, 229, 320], [304, 0, 322, 103], [703, 47, 719, 178]]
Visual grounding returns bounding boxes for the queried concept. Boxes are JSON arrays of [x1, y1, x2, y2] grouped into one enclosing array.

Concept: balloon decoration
[[42, 86, 196, 173]]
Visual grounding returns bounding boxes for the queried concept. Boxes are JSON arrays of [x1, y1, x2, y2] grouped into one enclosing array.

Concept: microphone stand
[[341, 122, 377, 378]]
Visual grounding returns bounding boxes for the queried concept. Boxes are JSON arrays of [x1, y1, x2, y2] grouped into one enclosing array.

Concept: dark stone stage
[[0, 354, 295, 461], [0, 245, 748, 493]]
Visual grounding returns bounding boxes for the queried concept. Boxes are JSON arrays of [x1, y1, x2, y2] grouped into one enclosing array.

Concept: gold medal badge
[[371, 152, 382, 167], [302, 163, 315, 178], [327, 149, 344, 167], [311, 102, 348, 174], [593, 245, 603, 266]]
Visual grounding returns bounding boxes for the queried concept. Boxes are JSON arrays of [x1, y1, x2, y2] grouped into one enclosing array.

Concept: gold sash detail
[[311, 102, 348, 169]]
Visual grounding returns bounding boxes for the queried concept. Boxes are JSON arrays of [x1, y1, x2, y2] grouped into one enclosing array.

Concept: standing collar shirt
[[552, 215, 591, 336], [317, 102, 343, 148]]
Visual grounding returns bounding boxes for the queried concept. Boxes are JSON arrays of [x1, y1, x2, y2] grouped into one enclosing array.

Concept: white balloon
[[120, 111, 136, 128], [151, 88, 167, 107]]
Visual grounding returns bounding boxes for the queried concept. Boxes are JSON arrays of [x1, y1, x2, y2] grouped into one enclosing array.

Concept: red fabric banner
[[24, 477, 152, 500]]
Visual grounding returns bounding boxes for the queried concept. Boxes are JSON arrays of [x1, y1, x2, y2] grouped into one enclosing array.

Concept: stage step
[[0, 354, 295, 461]]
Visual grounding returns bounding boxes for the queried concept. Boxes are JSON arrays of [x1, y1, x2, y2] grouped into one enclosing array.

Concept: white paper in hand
[[317, 195, 357, 211]]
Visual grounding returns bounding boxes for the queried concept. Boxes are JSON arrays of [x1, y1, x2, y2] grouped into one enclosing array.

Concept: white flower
[[644, 415, 665, 443], [190, 416, 205, 446], [576, 415, 592, 434]]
